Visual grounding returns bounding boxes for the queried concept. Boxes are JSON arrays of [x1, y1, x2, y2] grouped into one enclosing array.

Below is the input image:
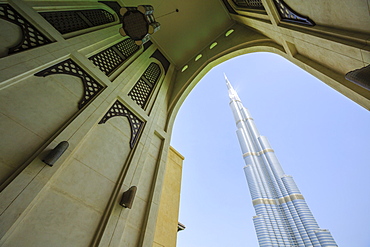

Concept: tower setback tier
[[225, 75, 337, 247]]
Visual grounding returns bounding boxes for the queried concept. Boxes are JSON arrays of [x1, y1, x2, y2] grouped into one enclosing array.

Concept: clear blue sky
[[171, 52, 370, 247]]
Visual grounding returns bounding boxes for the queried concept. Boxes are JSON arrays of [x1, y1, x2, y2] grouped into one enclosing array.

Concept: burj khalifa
[[225, 75, 337, 247]]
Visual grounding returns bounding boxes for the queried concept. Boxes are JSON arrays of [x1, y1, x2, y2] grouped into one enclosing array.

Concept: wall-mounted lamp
[[42, 141, 69, 167], [177, 222, 186, 232], [345, 64, 370, 91], [119, 186, 137, 209]]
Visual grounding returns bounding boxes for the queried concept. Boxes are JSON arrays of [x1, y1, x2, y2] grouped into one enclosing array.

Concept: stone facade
[[0, 0, 369, 246], [153, 146, 184, 247]]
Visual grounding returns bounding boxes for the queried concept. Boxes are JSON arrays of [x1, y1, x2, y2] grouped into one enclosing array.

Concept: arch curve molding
[[167, 37, 370, 134], [167, 40, 286, 133]]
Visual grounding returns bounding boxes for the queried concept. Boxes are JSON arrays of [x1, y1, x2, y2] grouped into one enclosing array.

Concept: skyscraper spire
[[225, 73, 240, 102], [225, 75, 337, 247]]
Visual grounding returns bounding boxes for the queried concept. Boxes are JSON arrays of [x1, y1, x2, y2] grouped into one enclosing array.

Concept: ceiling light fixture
[[225, 29, 234, 37], [210, 42, 218, 49], [119, 5, 160, 45], [181, 65, 188, 72]]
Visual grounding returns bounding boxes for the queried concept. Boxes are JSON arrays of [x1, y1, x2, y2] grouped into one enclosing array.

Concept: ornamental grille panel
[[232, 0, 264, 10], [128, 63, 161, 109], [34, 59, 104, 109], [0, 4, 52, 55], [88, 38, 139, 77], [128, 79, 152, 108], [273, 0, 315, 26], [82, 9, 115, 26], [39, 9, 115, 35], [143, 63, 161, 84], [89, 48, 123, 76], [115, 38, 139, 57], [99, 100, 145, 148], [40, 11, 88, 34]]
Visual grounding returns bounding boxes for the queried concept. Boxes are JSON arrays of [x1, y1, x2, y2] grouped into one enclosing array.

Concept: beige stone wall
[[284, 0, 370, 34], [0, 1, 174, 246], [0, 71, 82, 185], [153, 146, 184, 247]]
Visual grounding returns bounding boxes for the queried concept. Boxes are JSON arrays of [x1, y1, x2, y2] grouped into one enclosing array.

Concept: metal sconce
[[42, 141, 69, 167], [119, 5, 160, 45], [177, 222, 186, 232], [345, 64, 370, 91], [120, 186, 137, 209]]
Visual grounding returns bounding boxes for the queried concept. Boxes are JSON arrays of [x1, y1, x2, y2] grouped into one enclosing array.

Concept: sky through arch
[[171, 52, 370, 247]]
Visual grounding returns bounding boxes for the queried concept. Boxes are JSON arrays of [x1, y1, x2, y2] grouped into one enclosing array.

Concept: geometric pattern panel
[[232, 0, 264, 10], [88, 38, 139, 77], [143, 63, 161, 85], [273, 0, 315, 26], [81, 9, 115, 26], [128, 62, 162, 109], [0, 4, 52, 55], [89, 47, 123, 76], [34, 59, 104, 109], [115, 38, 140, 58], [39, 9, 115, 35], [39, 11, 88, 34], [128, 78, 152, 108], [98, 100, 145, 148]]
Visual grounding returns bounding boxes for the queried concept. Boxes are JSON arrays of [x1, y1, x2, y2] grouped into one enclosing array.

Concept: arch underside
[[167, 24, 370, 133]]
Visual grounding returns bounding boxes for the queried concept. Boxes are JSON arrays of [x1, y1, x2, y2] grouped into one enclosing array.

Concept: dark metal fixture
[[178, 222, 186, 232], [119, 5, 160, 45], [345, 65, 370, 91], [120, 186, 137, 208], [42, 141, 69, 166]]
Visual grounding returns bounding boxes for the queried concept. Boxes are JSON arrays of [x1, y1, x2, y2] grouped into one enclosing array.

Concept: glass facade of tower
[[225, 76, 337, 247]]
